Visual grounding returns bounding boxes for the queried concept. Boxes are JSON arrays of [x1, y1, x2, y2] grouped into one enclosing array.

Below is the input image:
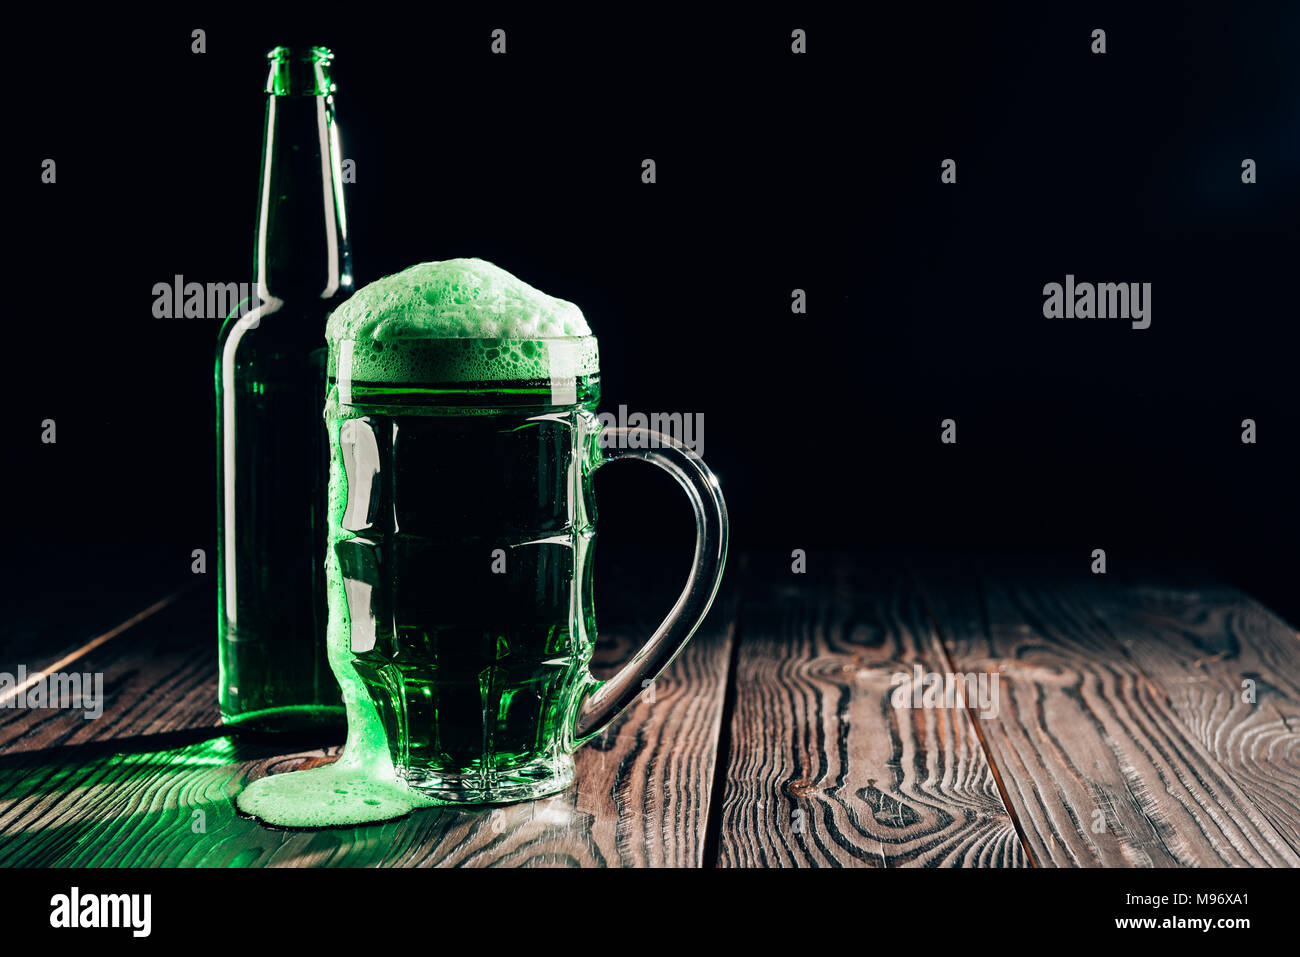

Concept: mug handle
[[570, 425, 729, 745]]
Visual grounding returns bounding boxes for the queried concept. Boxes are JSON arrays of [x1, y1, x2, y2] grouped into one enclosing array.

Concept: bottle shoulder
[[216, 294, 352, 344], [215, 309, 333, 382]]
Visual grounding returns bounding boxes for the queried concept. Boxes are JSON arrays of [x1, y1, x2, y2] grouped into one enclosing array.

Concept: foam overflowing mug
[[238, 258, 728, 826]]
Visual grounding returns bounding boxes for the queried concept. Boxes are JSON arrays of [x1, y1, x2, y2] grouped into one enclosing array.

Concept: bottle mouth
[[265, 45, 335, 95]]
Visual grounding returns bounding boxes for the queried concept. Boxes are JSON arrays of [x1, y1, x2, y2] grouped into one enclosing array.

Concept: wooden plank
[[0, 586, 218, 754], [1071, 570, 1300, 858], [0, 549, 737, 867], [918, 558, 1300, 867], [0, 543, 188, 677], [715, 552, 1027, 867]]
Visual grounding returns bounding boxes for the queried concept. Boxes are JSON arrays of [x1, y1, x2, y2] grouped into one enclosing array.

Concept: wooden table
[[2, 548, 1298, 867]]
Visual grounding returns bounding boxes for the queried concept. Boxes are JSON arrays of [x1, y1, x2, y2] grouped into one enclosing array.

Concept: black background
[[9, 4, 1299, 618]]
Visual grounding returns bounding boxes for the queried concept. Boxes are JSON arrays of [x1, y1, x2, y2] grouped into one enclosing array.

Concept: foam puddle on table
[[233, 654, 440, 826]]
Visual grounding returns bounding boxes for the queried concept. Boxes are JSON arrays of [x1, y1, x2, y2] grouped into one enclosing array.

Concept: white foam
[[327, 258, 592, 342]]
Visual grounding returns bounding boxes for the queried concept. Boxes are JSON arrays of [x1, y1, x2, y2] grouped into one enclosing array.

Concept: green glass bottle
[[216, 46, 352, 733]]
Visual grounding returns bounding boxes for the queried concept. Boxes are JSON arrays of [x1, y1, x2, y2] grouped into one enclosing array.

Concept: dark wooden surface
[[2, 550, 1298, 867], [715, 557, 1025, 866]]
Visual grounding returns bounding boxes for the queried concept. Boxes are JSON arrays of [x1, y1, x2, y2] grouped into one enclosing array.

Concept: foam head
[[327, 258, 592, 341], [327, 258, 598, 384]]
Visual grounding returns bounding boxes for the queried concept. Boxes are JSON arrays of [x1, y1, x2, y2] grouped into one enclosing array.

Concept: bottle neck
[[255, 87, 353, 303]]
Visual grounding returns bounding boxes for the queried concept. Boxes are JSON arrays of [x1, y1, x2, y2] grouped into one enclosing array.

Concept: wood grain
[[0, 586, 219, 755], [1073, 569, 1300, 858], [0, 543, 189, 677], [714, 553, 1026, 867], [917, 558, 1300, 867], [0, 550, 737, 867], [6, 550, 1299, 868]]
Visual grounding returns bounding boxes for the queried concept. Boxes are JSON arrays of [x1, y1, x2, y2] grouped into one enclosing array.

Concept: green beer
[[238, 258, 727, 825], [326, 261, 600, 801]]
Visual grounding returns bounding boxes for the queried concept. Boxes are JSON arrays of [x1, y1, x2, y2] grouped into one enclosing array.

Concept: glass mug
[[324, 333, 728, 803]]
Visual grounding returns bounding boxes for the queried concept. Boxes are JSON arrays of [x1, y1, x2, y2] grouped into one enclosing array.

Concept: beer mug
[[324, 316, 728, 804]]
